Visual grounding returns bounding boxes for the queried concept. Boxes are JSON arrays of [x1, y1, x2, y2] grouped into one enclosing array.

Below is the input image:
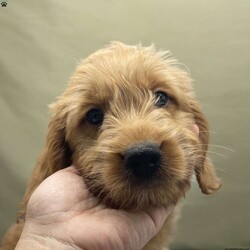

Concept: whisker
[[199, 144, 234, 152], [193, 149, 228, 160], [217, 168, 227, 173], [206, 151, 229, 159], [198, 130, 217, 134]]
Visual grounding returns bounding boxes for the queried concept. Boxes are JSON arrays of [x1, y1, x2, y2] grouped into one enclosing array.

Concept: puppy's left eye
[[86, 108, 104, 125], [154, 91, 169, 107]]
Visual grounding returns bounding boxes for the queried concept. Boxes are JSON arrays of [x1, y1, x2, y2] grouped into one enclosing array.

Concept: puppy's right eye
[[86, 108, 104, 125], [154, 91, 169, 107]]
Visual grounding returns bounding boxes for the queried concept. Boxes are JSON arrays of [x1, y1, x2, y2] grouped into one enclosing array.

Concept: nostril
[[149, 154, 160, 165], [118, 153, 125, 160]]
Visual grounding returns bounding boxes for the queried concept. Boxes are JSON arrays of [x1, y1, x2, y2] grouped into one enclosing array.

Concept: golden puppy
[[1, 42, 221, 250]]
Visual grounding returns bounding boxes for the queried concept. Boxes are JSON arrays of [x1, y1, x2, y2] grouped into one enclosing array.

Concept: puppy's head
[[45, 42, 221, 209]]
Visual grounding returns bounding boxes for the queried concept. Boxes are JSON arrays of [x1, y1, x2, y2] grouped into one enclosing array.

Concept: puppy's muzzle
[[124, 142, 162, 179]]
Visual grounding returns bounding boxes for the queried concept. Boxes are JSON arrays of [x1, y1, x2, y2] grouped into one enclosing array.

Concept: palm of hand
[[24, 167, 169, 250]]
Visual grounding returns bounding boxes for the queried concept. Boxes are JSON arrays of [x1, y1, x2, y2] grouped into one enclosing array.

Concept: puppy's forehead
[[67, 42, 194, 114], [79, 44, 177, 102]]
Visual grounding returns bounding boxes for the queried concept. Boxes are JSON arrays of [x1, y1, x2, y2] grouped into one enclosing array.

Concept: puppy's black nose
[[124, 142, 161, 179]]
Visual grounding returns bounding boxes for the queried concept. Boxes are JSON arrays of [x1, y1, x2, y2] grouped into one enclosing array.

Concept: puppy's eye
[[86, 108, 104, 125], [154, 91, 169, 107]]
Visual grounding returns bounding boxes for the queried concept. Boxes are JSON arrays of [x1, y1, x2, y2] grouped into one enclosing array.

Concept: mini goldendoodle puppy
[[1, 42, 221, 250]]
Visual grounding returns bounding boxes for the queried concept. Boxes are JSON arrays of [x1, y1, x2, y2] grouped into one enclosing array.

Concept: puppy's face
[[48, 42, 221, 209]]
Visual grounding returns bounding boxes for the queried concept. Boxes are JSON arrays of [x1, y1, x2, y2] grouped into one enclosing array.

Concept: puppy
[[1, 41, 221, 250]]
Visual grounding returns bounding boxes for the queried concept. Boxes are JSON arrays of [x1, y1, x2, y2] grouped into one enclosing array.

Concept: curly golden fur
[[1, 42, 221, 250]]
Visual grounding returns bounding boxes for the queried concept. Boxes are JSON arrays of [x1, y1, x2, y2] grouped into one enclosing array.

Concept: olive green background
[[0, 1, 249, 249]]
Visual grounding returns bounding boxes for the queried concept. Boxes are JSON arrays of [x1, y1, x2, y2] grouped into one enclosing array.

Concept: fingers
[[59, 165, 81, 175], [192, 124, 199, 136], [144, 204, 174, 233]]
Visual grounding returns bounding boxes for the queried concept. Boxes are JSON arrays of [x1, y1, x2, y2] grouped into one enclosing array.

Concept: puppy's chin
[[78, 160, 193, 209]]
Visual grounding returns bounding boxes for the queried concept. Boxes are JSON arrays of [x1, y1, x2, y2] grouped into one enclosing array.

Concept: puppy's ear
[[191, 101, 221, 194], [38, 111, 72, 174], [19, 106, 72, 218]]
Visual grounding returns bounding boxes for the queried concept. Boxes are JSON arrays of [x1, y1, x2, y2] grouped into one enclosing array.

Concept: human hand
[[16, 166, 173, 250]]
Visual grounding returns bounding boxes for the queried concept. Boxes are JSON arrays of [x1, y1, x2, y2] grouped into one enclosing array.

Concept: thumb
[[144, 205, 175, 235], [125, 205, 174, 250]]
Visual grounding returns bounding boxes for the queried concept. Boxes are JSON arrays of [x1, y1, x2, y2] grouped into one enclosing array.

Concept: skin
[[15, 166, 174, 250]]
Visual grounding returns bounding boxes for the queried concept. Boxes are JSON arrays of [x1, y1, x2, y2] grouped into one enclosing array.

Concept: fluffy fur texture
[[1, 42, 221, 250]]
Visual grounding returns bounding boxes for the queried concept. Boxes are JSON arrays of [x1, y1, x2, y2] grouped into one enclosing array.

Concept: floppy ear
[[19, 107, 72, 218], [191, 101, 222, 194]]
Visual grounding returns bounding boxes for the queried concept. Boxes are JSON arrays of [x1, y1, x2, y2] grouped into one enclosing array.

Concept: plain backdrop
[[0, 1, 250, 249]]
